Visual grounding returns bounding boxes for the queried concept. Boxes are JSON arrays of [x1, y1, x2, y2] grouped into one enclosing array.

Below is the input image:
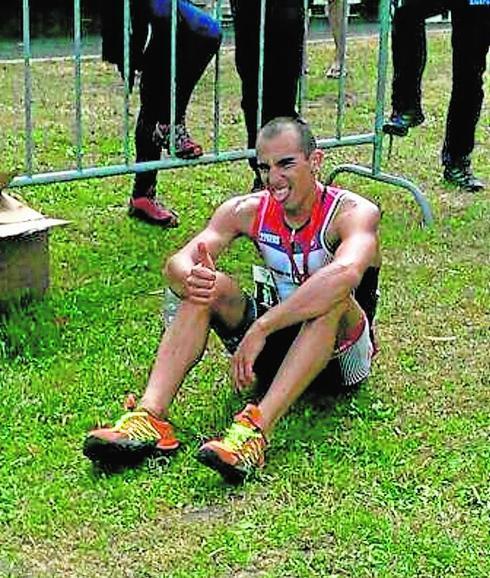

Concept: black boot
[[383, 109, 425, 137], [443, 158, 485, 192]]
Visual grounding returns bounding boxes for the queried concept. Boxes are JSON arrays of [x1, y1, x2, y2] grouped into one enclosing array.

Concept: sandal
[[325, 64, 347, 79]]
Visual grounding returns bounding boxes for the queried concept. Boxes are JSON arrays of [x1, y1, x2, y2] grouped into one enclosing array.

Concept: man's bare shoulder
[[322, 188, 381, 268], [332, 189, 380, 231], [213, 192, 264, 236]]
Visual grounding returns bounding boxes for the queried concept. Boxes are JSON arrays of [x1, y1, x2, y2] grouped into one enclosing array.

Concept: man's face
[[256, 128, 322, 215]]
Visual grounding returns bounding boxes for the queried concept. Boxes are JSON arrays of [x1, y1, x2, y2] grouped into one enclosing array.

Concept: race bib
[[253, 265, 279, 309]]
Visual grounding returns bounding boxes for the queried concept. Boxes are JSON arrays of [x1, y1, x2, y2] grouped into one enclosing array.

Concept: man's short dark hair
[[257, 117, 317, 157]]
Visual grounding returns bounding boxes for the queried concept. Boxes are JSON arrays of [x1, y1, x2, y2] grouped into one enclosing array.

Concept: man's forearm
[[254, 262, 359, 336]]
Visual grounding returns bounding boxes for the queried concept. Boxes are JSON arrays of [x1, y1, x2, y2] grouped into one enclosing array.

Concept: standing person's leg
[[230, 0, 305, 190], [130, 31, 181, 226], [172, 1, 222, 122], [83, 269, 249, 466], [150, 0, 222, 159], [230, 0, 263, 189], [384, 0, 447, 136], [261, 0, 305, 125], [442, 3, 489, 191], [326, 0, 345, 78], [130, 1, 221, 224], [129, 39, 180, 226]]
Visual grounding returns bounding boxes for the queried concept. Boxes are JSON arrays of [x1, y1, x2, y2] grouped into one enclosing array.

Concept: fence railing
[[6, 0, 433, 225]]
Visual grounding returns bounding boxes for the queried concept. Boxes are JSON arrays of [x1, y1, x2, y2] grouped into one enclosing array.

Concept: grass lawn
[[0, 32, 489, 577]]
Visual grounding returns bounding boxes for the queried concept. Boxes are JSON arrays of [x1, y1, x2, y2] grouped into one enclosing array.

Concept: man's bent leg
[[141, 300, 213, 417], [258, 298, 354, 434], [83, 298, 212, 467], [197, 298, 364, 482], [83, 272, 246, 467], [142, 272, 248, 418]]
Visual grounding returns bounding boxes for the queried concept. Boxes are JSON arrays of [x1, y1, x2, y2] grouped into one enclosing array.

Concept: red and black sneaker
[[197, 404, 267, 484], [153, 123, 203, 159], [83, 399, 180, 468], [129, 195, 179, 227]]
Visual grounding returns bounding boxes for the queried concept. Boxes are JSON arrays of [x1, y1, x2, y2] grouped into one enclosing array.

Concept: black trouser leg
[[134, 1, 221, 197], [133, 108, 162, 198], [140, 7, 221, 124], [231, 0, 305, 173], [391, 0, 448, 112], [442, 4, 489, 165]]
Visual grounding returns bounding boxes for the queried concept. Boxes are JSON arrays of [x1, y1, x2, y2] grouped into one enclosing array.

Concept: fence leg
[[327, 163, 434, 227]]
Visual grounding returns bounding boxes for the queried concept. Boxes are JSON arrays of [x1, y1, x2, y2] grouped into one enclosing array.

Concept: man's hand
[[232, 321, 267, 391], [184, 242, 217, 305]]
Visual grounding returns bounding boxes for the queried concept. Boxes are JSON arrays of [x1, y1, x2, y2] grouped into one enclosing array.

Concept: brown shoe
[[129, 196, 179, 227]]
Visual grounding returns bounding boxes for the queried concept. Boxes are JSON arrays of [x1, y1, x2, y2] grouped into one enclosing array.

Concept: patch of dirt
[[181, 504, 227, 523]]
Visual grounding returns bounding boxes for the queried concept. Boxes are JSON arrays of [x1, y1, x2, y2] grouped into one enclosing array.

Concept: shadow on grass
[[86, 452, 175, 479]]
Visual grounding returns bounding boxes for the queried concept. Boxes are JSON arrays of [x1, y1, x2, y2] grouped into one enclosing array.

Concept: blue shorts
[[150, 0, 222, 40]]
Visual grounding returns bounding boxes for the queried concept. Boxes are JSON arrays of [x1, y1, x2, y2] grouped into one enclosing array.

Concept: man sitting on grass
[[84, 117, 382, 483]]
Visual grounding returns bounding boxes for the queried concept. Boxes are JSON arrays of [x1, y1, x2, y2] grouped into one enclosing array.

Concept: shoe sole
[[443, 178, 485, 192], [383, 116, 425, 137], [196, 448, 247, 485], [382, 123, 409, 137], [83, 436, 176, 468]]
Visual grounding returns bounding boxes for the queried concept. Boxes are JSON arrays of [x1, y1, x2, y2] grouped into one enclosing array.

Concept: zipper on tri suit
[[289, 228, 300, 284]]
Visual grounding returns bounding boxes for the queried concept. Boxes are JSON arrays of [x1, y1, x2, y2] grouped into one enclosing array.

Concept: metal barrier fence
[[8, 0, 433, 224]]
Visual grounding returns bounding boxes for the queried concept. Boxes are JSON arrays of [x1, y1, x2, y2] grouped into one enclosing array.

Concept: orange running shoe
[[83, 398, 179, 467], [197, 404, 267, 483]]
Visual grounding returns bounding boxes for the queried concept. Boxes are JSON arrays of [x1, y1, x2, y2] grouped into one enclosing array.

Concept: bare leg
[[326, 0, 345, 75], [258, 297, 362, 434], [141, 272, 246, 417]]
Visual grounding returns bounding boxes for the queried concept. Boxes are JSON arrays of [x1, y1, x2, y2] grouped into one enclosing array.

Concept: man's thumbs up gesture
[[197, 242, 215, 271], [184, 242, 217, 304]]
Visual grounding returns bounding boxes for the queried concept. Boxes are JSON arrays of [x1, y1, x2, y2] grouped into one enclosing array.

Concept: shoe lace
[[112, 411, 160, 442], [461, 166, 475, 183], [151, 197, 166, 210], [221, 422, 264, 467], [448, 164, 475, 184], [154, 123, 199, 153], [153, 123, 169, 147], [142, 190, 166, 211]]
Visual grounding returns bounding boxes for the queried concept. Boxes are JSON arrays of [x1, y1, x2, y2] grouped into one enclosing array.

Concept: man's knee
[[163, 254, 184, 296], [165, 256, 242, 309], [211, 294, 256, 353], [305, 297, 365, 344]]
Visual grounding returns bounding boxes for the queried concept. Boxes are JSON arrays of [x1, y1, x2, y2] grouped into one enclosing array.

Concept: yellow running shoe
[[83, 397, 179, 467], [197, 404, 267, 483]]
